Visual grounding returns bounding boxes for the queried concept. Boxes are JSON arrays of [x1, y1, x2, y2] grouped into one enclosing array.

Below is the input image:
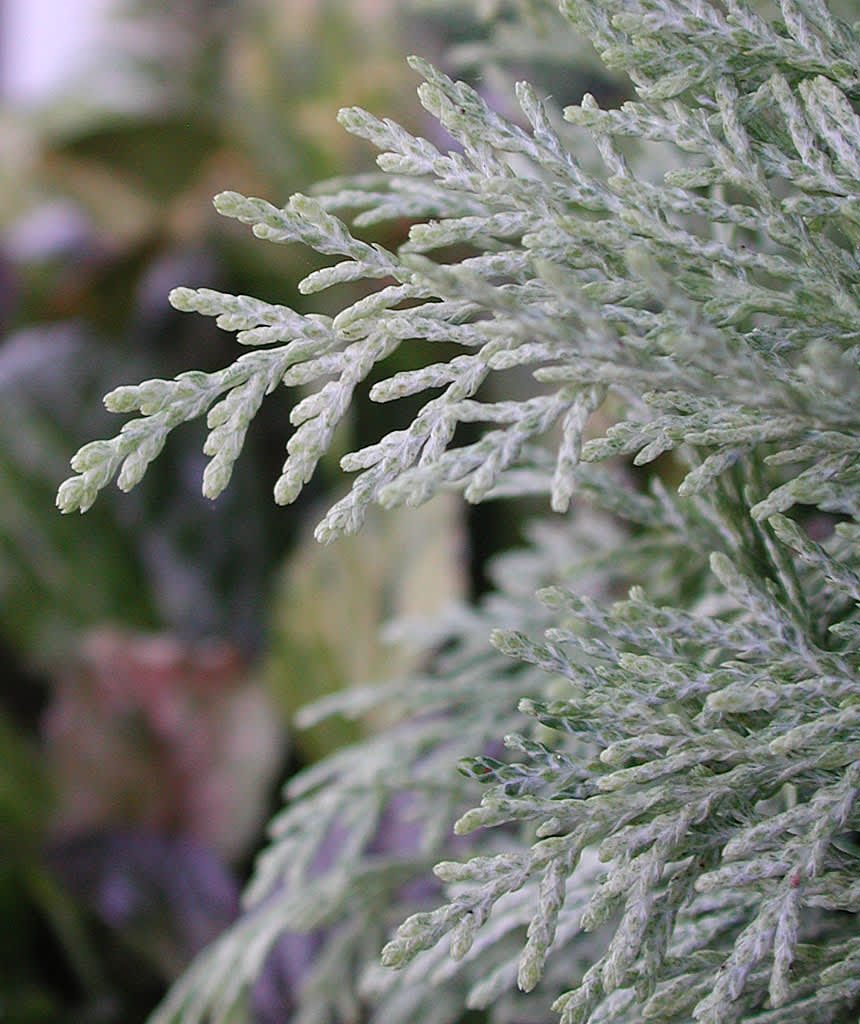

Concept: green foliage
[[59, 1, 860, 1022], [263, 492, 465, 762]]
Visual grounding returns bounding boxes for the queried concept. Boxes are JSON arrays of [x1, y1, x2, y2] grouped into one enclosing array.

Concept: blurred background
[[0, 1, 614, 1020]]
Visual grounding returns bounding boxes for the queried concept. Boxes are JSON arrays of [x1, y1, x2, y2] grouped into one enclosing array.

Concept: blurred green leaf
[[265, 493, 466, 760], [0, 712, 51, 844]]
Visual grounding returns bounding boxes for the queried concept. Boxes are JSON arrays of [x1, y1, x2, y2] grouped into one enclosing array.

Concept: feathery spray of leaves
[[59, 1, 860, 1022]]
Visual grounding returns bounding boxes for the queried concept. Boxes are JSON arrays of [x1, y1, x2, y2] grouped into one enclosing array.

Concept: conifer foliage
[[59, 1, 860, 1022]]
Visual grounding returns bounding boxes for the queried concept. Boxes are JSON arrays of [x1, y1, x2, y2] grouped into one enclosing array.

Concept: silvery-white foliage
[[59, 1, 860, 1022]]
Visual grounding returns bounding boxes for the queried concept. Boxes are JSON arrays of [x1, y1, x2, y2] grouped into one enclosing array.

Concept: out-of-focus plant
[[43, 629, 281, 861], [265, 493, 466, 761], [2, 1, 426, 1021]]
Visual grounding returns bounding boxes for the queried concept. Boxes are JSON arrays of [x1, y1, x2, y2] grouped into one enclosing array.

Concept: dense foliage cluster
[[60, 1, 860, 1022]]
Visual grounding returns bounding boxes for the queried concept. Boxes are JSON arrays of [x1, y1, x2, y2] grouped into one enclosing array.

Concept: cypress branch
[[58, 1, 860, 1021]]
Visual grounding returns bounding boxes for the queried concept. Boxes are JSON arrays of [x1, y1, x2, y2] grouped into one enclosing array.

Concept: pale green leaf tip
[[103, 385, 138, 413], [202, 461, 231, 501], [273, 475, 301, 506], [212, 190, 244, 215], [380, 942, 403, 969], [168, 286, 195, 311], [453, 810, 480, 835], [489, 628, 513, 653], [709, 551, 730, 574], [337, 106, 361, 126], [56, 477, 89, 514], [518, 958, 540, 993]]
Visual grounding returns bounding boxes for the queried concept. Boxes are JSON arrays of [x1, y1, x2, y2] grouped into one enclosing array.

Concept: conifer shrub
[[59, 1, 860, 1021]]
